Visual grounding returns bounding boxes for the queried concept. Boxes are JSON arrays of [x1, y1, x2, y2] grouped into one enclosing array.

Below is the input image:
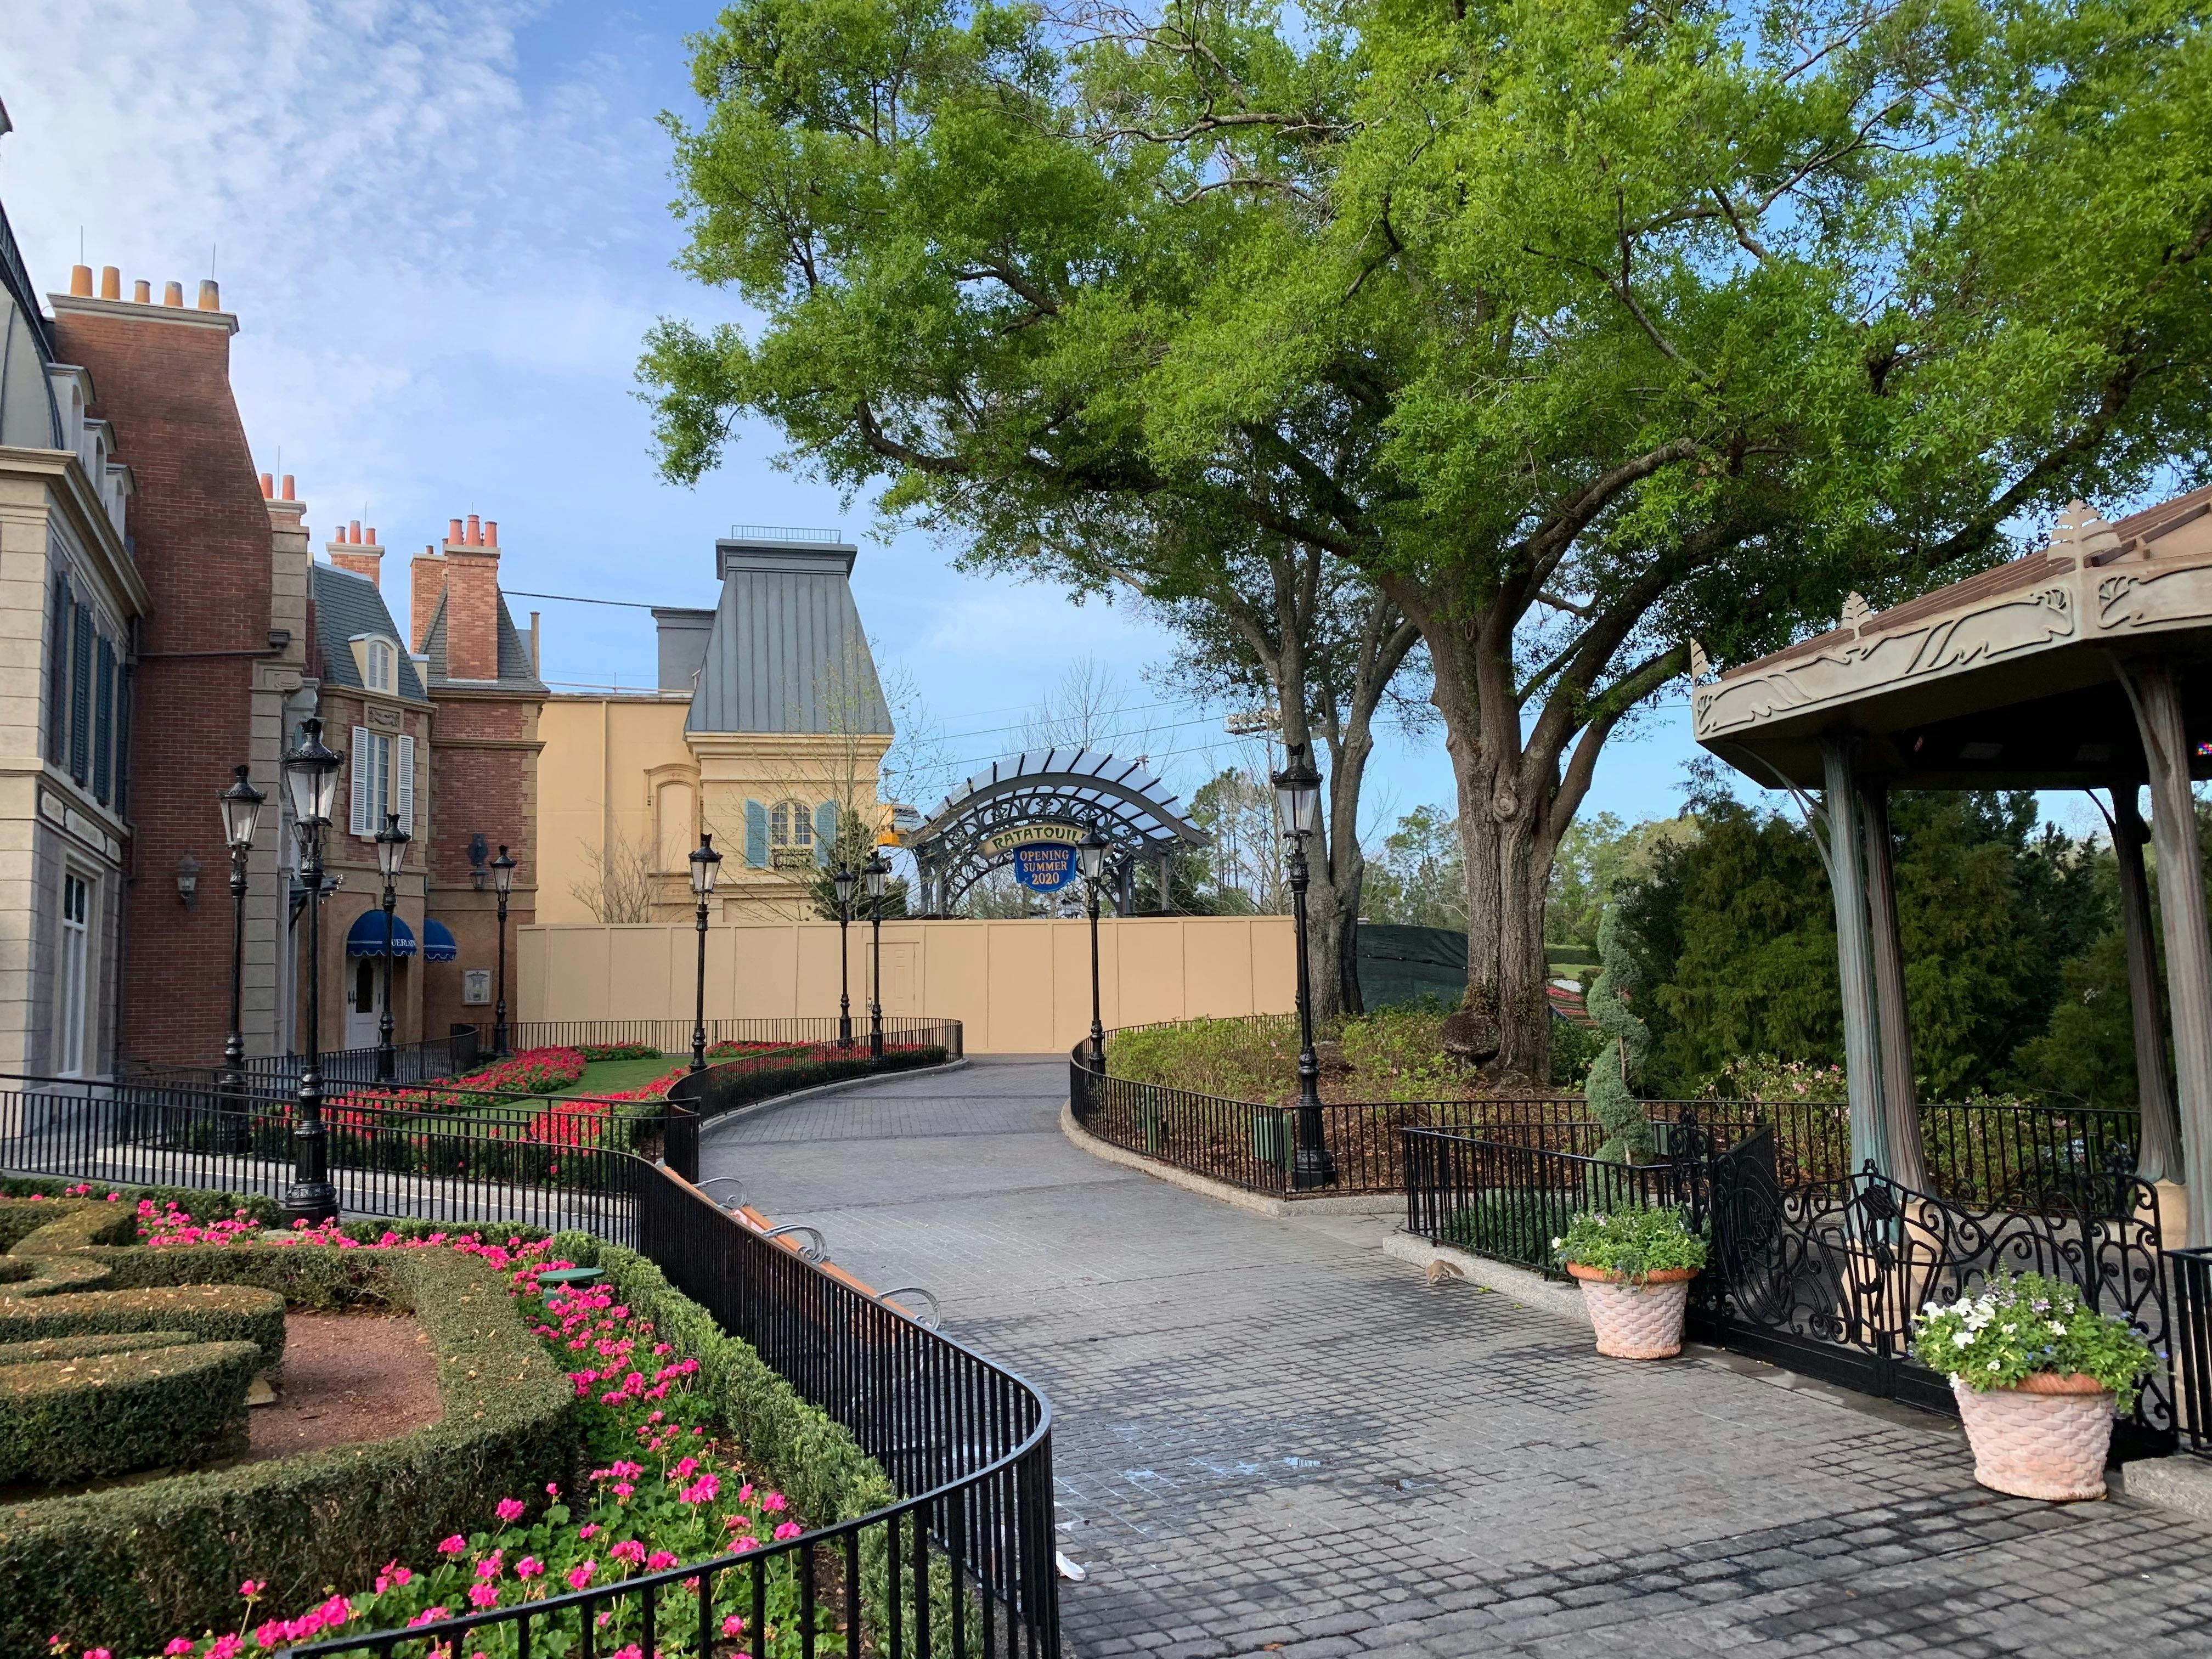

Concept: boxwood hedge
[[0, 1334, 261, 1486], [1, 1244, 575, 1657]]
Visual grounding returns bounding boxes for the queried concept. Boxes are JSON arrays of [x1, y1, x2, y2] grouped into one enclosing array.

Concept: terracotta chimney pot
[[68, 265, 92, 297], [198, 279, 222, 311], [349, 520, 362, 544], [280, 475, 296, 501], [162, 281, 184, 307], [366, 527, 377, 545], [259, 472, 274, 499], [448, 518, 464, 545], [98, 266, 120, 300], [484, 519, 499, 546], [466, 513, 482, 546], [132, 279, 151, 303]]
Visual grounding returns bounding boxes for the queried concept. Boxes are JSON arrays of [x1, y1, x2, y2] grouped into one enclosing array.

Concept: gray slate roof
[[686, 540, 891, 736], [418, 588, 547, 693], [311, 562, 427, 700]]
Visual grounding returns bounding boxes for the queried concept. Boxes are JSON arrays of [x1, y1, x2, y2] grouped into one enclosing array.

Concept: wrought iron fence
[[236, 1026, 483, 1092], [0, 1072, 641, 1238], [2170, 1247, 2212, 1458], [509, 1016, 965, 1060], [664, 1032, 961, 1181], [283, 1164, 1057, 1658], [1401, 1125, 1697, 1273]]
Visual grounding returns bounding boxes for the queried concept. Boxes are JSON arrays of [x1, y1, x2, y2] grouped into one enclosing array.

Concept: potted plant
[[1553, 1207, 1708, 1359], [1910, 1271, 2155, 1500]]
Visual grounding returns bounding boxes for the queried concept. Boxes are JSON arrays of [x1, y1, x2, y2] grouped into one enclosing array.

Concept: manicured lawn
[[557, 1054, 682, 1099]]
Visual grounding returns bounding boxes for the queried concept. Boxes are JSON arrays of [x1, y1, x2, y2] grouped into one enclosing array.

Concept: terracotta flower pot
[[1564, 1263, 1695, 1359], [1950, 1372, 2114, 1501]]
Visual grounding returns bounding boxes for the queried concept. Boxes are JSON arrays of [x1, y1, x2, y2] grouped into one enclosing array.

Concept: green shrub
[[1553, 1206, 1708, 1283], [0, 1284, 286, 1365], [0, 1330, 192, 1365], [1, 1245, 576, 1657], [1440, 1195, 1554, 1271], [0, 1178, 283, 1229], [1105, 1017, 1301, 1102], [0, 1335, 259, 1486]]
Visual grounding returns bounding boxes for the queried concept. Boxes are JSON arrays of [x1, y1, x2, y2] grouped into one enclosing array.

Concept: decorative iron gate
[[1686, 1121, 2175, 1457]]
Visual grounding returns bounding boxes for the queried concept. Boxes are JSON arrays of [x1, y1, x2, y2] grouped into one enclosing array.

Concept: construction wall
[[517, 915, 1297, 1053]]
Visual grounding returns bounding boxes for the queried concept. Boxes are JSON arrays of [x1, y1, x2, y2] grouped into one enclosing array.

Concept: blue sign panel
[[1011, 843, 1078, 892]]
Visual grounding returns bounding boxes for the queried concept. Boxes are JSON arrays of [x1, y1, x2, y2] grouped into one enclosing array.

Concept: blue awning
[[345, 910, 417, 958], [421, 918, 459, 963]]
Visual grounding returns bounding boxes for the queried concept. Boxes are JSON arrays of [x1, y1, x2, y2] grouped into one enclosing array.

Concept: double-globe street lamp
[[1078, 827, 1110, 1070], [864, 850, 889, 1059], [1272, 741, 1336, 1190], [280, 718, 343, 1226], [218, 766, 266, 1150], [489, 845, 516, 1057], [374, 812, 410, 1084], [689, 832, 723, 1071], [833, 863, 856, 1049]]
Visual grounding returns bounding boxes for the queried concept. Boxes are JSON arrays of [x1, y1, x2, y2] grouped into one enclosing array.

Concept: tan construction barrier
[[516, 916, 1297, 1054]]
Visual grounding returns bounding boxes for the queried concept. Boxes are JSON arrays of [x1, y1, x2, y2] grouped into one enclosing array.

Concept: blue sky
[[1, 0, 1725, 837]]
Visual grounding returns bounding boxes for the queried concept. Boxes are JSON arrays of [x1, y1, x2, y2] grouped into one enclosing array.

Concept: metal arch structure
[[907, 749, 1211, 915]]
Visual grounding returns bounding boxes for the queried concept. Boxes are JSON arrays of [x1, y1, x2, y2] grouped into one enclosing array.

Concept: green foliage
[[1107, 1017, 1301, 1104], [1703, 1055, 1849, 1105], [1553, 1208, 1708, 1285], [686, 1047, 949, 1120], [1584, 909, 1655, 1163], [1547, 1017, 1607, 1091], [1362, 806, 1465, 930], [1547, 814, 1701, 951], [2011, 927, 2140, 1106], [0, 1334, 259, 1487], [3, 1245, 575, 1657], [1440, 1195, 1552, 1272], [0, 1283, 287, 1364], [1616, 787, 2115, 1099], [1332, 1002, 1476, 1101], [546, 1234, 900, 1529], [1910, 1271, 2156, 1413]]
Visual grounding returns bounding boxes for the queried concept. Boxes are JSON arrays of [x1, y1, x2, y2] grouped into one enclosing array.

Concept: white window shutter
[[350, 726, 371, 836], [396, 734, 416, 836]]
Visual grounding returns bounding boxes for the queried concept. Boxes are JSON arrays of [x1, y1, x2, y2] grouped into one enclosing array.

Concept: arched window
[[769, 799, 814, 850], [364, 639, 397, 693]]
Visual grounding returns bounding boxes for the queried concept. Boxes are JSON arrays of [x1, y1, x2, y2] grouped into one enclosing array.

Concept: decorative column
[[2120, 661, 2212, 1235], [2111, 786, 2185, 1186], [1857, 782, 1928, 1191], [1820, 735, 1891, 1177]]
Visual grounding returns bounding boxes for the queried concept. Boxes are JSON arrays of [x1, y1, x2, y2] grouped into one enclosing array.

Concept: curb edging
[[1056, 1100, 1403, 1218]]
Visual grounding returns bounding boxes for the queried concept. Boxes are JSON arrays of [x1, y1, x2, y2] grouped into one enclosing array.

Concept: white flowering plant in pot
[[1910, 1271, 2157, 1502], [1552, 1207, 1708, 1360]]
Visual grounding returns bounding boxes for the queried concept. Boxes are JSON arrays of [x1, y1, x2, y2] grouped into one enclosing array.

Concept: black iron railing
[[2171, 1248, 2212, 1459], [0, 1072, 641, 1238], [284, 1166, 1056, 1658], [234, 1026, 483, 1092], [663, 1030, 961, 1180], [510, 1017, 964, 1060], [1401, 1125, 1696, 1273]]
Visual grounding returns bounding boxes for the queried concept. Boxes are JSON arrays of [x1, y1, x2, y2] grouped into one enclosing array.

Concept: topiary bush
[[1584, 907, 1656, 1164], [0, 1244, 575, 1657], [0, 1332, 260, 1486]]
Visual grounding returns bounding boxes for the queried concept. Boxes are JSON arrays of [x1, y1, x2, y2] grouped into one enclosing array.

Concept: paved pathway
[[701, 1059, 2212, 1658]]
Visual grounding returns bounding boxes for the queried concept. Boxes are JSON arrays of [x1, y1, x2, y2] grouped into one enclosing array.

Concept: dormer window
[[364, 638, 397, 693]]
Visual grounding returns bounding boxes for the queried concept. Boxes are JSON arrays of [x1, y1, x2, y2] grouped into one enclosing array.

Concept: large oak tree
[[644, 0, 2212, 1076]]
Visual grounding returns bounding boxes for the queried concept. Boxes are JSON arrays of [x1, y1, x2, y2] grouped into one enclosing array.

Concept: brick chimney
[[327, 519, 382, 586], [441, 515, 503, 680], [410, 546, 446, 653]]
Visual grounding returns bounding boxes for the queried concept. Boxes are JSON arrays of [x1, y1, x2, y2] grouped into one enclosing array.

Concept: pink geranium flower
[[495, 1497, 526, 1524], [437, 1536, 468, 1556], [567, 1561, 596, 1590]]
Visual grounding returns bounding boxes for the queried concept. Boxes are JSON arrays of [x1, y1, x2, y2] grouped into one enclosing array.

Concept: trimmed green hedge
[[0, 1284, 287, 1365], [2, 1245, 576, 1657], [1, 1335, 260, 1486], [685, 1045, 950, 1124]]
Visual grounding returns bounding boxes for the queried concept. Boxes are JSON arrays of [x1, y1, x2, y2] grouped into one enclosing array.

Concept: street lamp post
[[1272, 741, 1335, 1190], [833, 864, 855, 1050], [1077, 828, 1109, 1070], [489, 845, 515, 1057], [374, 812, 410, 1083], [280, 718, 343, 1226], [864, 850, 888, 1059], [218, 766, 266, 1149], [689, 833, 722, 1071]]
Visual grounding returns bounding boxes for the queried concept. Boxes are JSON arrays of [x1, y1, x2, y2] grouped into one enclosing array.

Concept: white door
[[345, 955, 382, 1049]]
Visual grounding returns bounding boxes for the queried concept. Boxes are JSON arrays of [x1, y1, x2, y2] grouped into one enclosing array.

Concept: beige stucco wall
[[538, 694, 890, 926], [517, 915, 1297, 1054]]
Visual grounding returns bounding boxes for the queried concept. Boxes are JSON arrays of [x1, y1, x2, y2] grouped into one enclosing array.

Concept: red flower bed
[[526, 1067, 689, 1148]]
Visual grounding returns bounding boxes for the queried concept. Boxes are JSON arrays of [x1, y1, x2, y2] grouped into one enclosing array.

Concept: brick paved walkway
[[701, 1059, 2212, 1658]]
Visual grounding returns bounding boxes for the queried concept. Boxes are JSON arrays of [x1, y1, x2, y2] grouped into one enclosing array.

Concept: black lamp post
[[689, 832, 722, 1071], [280, 718, 342, 1225], [1272, 741, 1335, 1190], [1078, 827, 1109, 1069], [833, 863, 855, 1050], [864, 850, 889, 1059], [374, 812, 410, 1083], [490, 845, 515, 1057], [218, 766, 266, 1146]]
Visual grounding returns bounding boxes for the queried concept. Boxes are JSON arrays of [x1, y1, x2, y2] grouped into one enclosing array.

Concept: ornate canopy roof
[[1694, 488, 2212, 792], [906, 748, 1210, 910]]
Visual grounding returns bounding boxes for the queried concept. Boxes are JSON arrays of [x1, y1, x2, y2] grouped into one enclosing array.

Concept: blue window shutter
[[70, 603, 92, 784], [814, 801, 838, 867], [744, 799, 768, 868], [92, 637, 114, 804], [46, 577, 69, 765]]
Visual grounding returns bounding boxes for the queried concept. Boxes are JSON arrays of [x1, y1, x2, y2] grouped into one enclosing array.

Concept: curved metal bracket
[[697, 1176, 747, 1211], [874, 1285, 943, 1330], [757, 1222, 828, 1264]]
